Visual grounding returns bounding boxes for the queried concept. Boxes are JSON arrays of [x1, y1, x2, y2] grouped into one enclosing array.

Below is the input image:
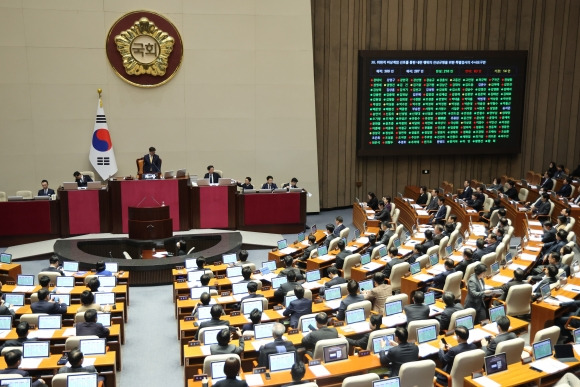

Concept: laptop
[[301, 316, 317, 333], [489, 262, 500, 276], [354, 229, 361, 240], [262, 261, 277, 272], [409, 262, 421, 275], [190, 287, 210, 299], [226, 266, 243, 278], [62, 261, 79, 273], [38, 315, 62, 330], [17, 275, 34, 287], [371, 334, 395, 354], [22, 341, 50, 362], [187, 270, 206, 283], [540, 283, 553, 300], [269, 351, 296, 372], [242, 299, 264, 315], [86, 181, 102, 190], [417, 324, 438, 345], [196, 179, 210, 186], [204, 328, 224, 345], [79, 338, 106, 355], [484, 352, 508, 375], [196, 306, 212, 321], [379, 246, 388, 258], [359, 279, 373, 292], [67, 374, 98, 387], [393, 238, 401, 249], [105, 262, 118, 273], [164, 171, 175, 179], [424, 292, 442, 315], [574, 328, 580, 344], [456, 315, 475, 330], [383, 300, 406, 327], [284, 295, 297, 308], [277, 239, 288, 250], [429, 254, 439, 266], [254, 322, 275, 340], [372, 378, 400, 387], [305, 270, 321, 283], [445, 245, 453, 257], [532, 339, 553, 361], [272, 276, 287, 289], [345, 307, 367, 330], [0, 253, 11, 264], [4, 293, 25, 308], [0, 378, 32, 387], [311, 224, 317, 233], [97, 275, 117, 288], [323, 343, 348, 363], [505, 252, 513, 265], [0, 316, 12, 331], [455, 237, 463, 249], [232, 282, 248, 296], [222, 253, 238, 265], [50, 294, 70, 306], [317, 246, 328, 256], [56, 275, 75, 289], [324, 286, 342, 309], [554, 344, 577, 363], [360, 253, 371, 265], [489, 305, 506, 323], [62, 182, 78, 190], [218, 178, 232, 186], [297, 232, 305, 242], [176, 169, 187, 178], [210, 360, 227, 380], [96, 313, 112, 327]]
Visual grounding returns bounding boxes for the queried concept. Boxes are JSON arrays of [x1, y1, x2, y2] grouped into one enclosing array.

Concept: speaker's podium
[[128, 206, 172, 240]]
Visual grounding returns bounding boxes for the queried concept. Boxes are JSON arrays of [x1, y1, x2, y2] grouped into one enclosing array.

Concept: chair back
[[240, 297, 269, 313], [328, 237, 341, 252], [297, 313, 318, 332], [495, 242, 507, 263], [481, 252, 497, 276], [80, 171, 95, 181], [198, 327, 229, 345], [547, 200, 555, 217], [65, 335, 99, 351], [562, 252, 574, 266], [567, 231, 576, 243], [532, 326, 560, 351], [415, 254, 429, 269], [385, 293, 409, 307], [426, 245, 439, 258], [444, 205, 451, 222], [504, 284, 533, 316], [426, 192, 432, 206], [395, 224, 405, 240], [286, 289, 312, 301], [389, 262, 410, 292], [495, 338, 525, 365], [16, 190, 32, 199], [30, 293, 39, 303], [339, 227, 350, 240], [214, 169, 223, 178], [370, 245, 385, 260], [366, 328, 396, 350], [449, 349, 485, 387], [438, 236, 450, 258], [489, 210, 500, 228], [341, 373, 379, 387], [448, 230, 460, 251], [447, 308, 476, 332], [399, 359, 436, 387], [391, 208, 400, 225], [442, 271, 463, 299], [136, 158, 144, 176], [346, 300, 372, 319], [332, 282, 349, 296], [390, 203, 397, 217], [37, 271, 60, 286], [20, 313, 48, 326], [312, 337, 349, 360], [482, 197, 494, 213], [407, 319, 440, 343], [84, 275, 98, 285], [342, 254, 361, 279], [518, 188, 529, 202], [0, 192, 6, 202], [565, 217, 576, 232], [202, 354, 241, 375], [309, 248, 318, 258], [386, 234, 398, 251]]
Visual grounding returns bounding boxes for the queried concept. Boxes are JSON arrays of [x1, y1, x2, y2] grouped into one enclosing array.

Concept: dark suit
[[426, 198, 439, 211], [261, 183, 278, 190], [195, 318, 229, 340], [31, 300, 67, 314], [332, 224, 346, 239], [416, 193, 428, 205], [378, 229, 395, 245], [557, 184, 572, 198], [375, 208, 391, 222], [467, 196, 484, 212], [540, 178, 554, 191], [472, 248, 486, 262], [337, 294, 364, 321], [41, 266, 64, 276], [143, 153, 161, 173], [210, 336, 244, 355], [403, 303, 430, 324], [240, 293, 264, 303], [75, 174, 93, 187], [367, 197, 379, 210], [459, 186, 473, 200], [455, 259, 473, 275], [437, 343, 477, 384], [204, 172, 221, 184], [279, 267, 303, 280], [283, 298, 313, 328], [319, 276, 346, 296], [504, 187, 519, 201], [498, 279, 525, 301], [0, 337, 29, 352], [258, 337, 296, 367], [214, 379, 248, 387], [437, 303, 464, 331], [433, 205, 447, 224], [432, 269, 454, 291], [237, 182, 254, 190], [484, 331, 516, 356], [274, 281, 301, 301], [464, 274, 487, 322], [542, 228, 557, 243], [76, 321, 109, 338], [533, 276, 558, 295], [334, 250, 350, 270], [379, 342, 419, 377], [422, 240, 434, 249], [535, 200, 551, 215], [383, 258, 404, 279], [0, 368, 44, 387], [37, 188, 55, 196], [301, 327, 338, 350], [300, 244, 318, 261]]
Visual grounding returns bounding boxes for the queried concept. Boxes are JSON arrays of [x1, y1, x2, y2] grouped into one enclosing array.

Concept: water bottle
[[161, 201, 165, 207]]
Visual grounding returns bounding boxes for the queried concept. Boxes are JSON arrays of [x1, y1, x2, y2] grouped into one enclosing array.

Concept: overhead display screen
[[357, 51, 528, 156]]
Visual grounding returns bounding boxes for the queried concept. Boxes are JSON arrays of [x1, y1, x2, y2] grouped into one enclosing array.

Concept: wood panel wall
[[311, 0, 580, 209]]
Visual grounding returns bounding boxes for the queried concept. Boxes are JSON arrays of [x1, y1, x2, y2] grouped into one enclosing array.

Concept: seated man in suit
[[416, 186, 428, 205], [283, 286, 312, 328], [378, 220, 395, 245], [540, 171, 554, 191], [436, 292, 463, 332], [554, 164, 566, 179], [142, 146, 161, 174], [41, 255, 64, 276], [497, 268, 526, 302], [531, 264, 559, 297], [301, 312, 338, 353], [541, 229, 568, 257], [241, 308, 262, 333], [258, 323, 296, 367], [528, 193, 551, 217], [458, 180, 473, 200], [0, 349, 46, 386], [204, 165, 221, 184], [31, 289, 67, 314], [240, 281, 264, 303], [298, 234, 318, 267], [319, 266, 346, 296], [383, 247, 404, 279], [0, 322, 31, 352], [557, 177, 574, 198], [422, 230, 435, 249], [333, 239, 350, 270], [76, 309, 110, 338], [472, 238, 487, 262], [379, 326, 419, 377], [466, 192, 485, 212], [210, 327, 244, 355], [363, 272, 393, 314], [374, 201, 391, 222], [428, 259, 455, 293], [403, 291, 430, 325], [336, 280, 364, 321], [429, 197, 447, 225], [194, 304, 229, 340], [323, 224, 336, 248], [283, 177, 299, 189], [279, 255, 303, 280], [236, 177, 254, 190], [73, 171, 93, 187], [261, 175, 277, 190], [425, 189, 440, 211], [57, 348, 100, 376], [483, 233, 500, 254], [332, 216, 346, 238], [346, 314, 383, 350], [482, 316, 516, 356], [436, 326, 477, 385], [502, 180, 519, 201], [191, 292, 212, 319], [37, 179, 55, 197], [274, 271, 301, 302], [541, 221, 557, 243], [454, 248, 474, 275]]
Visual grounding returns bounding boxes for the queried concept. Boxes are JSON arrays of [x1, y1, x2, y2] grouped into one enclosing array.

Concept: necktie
[[44, 189, 47, 195], [210, 175, 213, 184], [268, 184, 271, 189]]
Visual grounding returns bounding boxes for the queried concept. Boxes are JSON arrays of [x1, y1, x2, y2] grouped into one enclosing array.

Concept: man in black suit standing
[[283, 286, 312, 328], [436, 326, 477, 385], [204, 165, 221, 184], [73, 171, 93, 187], [301, 312, 338, 353], [482, 316, 516, 356], [76, 309, 110, 338], [403, 291, 430, 325], [37, 180, 55, 197], [142, 146, 161, 174], [436, 292, 463, 332], [261, 176, 277, 190], [258, 323, 296, 367], [379, 327, 419, 377]]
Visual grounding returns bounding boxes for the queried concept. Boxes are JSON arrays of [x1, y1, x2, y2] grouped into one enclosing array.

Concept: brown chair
[[136, 158, 144, 179]]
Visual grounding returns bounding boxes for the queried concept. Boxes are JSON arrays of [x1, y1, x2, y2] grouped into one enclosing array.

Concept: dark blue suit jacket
[[434, 205, 447, 222], [37, 188, 55, 196], [283, 298, 313, 328], [31, 300, 67, 314], [459, 186, 473, 200], [143, 154, 161, 173], [261, 183, 278, 189], [557, 184, 572, 197]]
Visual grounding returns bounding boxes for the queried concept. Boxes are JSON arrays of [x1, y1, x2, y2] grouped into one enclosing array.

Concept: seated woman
[[214, 357, 248, 387]]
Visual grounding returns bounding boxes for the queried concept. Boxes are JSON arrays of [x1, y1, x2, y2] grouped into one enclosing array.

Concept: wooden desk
[[0, 263, 22, 282], [236, 191, 306, 234], [59, 188, 109, 237], [267, 230, 328, 264], [0, 200, 60, 246], [393, 197, 430, 233]]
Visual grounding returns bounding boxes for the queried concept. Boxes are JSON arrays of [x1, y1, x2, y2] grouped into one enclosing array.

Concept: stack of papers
[[413, 274, 434, 282], [309, 365, 331, 377], [520, 253, 538, 262], [416, 210, 429, 216], [467, 328, 492, 343], [357, 237, 369, 244], [363, 262, 383, 271], [382, 314, 407, 327], [302, 282, 323, 290], [508, 263, 527, 271], [482, 322, 499, 335], [13, 286, 35, 293], [346, 322, 370, 333], [317, 255, 335, 261], [418, 343, 439, 357], [555, 295, 574, 303], [280, 247, 297, 255], [325, 300, 342, 309], [345, 246, 358, 252], [530, 357, 568, 373], [529, 220, 542, 226], [563, 284, 580, 293], [244, 374, 264, 386], [472, 376, 501, 387], [491, 274, 512, 284]]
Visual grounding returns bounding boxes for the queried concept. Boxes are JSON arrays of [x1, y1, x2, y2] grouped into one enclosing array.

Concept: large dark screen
[[357, 51, 527, 156]]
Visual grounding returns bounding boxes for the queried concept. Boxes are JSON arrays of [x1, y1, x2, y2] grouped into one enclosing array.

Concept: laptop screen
[[429, 254, 439, 266], [17, 275, 34, 286], [254, 323, 275, 340], [0, 316, 12, 331], [297, 232, 305, 242], [5, 293, 24, 307], [533, 339, 552, 361], [484, 352, 508, 375], [574, 328, 580, 344], [185, 258, 197, 270], [232, 282, 248, 295], [105, 262, 118, 273], [393, 238, 401, 248], [540, 283, 552, 300], [490, 262, 500, 275], [505, 252, 513, 264], [96, 313, 112, 327], [262, 261, 277, 271], [354, 229, 361, 239], [98, 276, 116, 288], [410, 262, 421, 275], [373, 378, 400, 387], [79, 338, 106, 355], [423, 292, 435, 306], [277, 239, 288, 250], [62, 261, 79, 272], [417, 325, 438, 344], [379, 246, 387, 257], [324, 287, 342, 301], [323, 344, 348, 363], [345, 308, 366, 325], [372, 334, 395, 354], [456, 237, 463, 249], [0, 253, 11, 264], [311, 224, 317, 233], [222, 253, 237, 264], [22, 341, 49, 358], [242, 300, 263, 315], [260, 267, 271, 275], [445, 245, 453, 256], [187, 270, 206, 283], [210, 360, 227, 380], [203, 328, 223, 345], [269, 351, 295, 372], [226, 266, 243, 278], [272, 276, 287, 289], [38, 315, 62, 329], [67, 374, 97, 387], [197, 306, 212, 321], [456, 315, 474, 330], [301, 317, 317, 333], [56, 276, 75, 287], [317, 246, 328, 256], [360, 253, 371, 265], [94, 292, 115, 306], [489, 305, 506, 323], [50, 294, 70, 306], [190, 287, 210, 300], [284, 295, 297, 308], [359, 279, 373, 292], [384, 300, 403, 316], [306, 270, 321, 283]]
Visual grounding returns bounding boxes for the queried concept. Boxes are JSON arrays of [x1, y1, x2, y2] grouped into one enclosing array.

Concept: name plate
[[313, 298, 323, 304], [288, 329, 299, 335], [308, 360, 321, 366], [253, 367, 266, 374], [262, 286, 271, 291], [273, 305, 283, 310], [188, 341, 201, 347], [216, 275, 225, 280], [358, 350, 370, 357], [333, 321, 344, 327], [221, 291, 230, 297], [184, 316, 195, 321], [213, 261, 223, 266], [178, 296, 188, 301], [230, 311, 241, 316], [193, 374, 208, 381]]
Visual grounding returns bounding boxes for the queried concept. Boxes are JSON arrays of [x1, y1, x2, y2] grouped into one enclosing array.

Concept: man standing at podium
[[143, 146, 161, 174], [37, 180, 55, 196], [204, 165, 221, 184]]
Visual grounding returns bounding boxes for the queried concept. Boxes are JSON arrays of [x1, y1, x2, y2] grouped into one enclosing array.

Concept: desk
[[59, 188, 109, 236], [0, 263, 22, 282], [190, 185, 236, 229], [236, 192, 306, 234], [394, 197, 430, 232], [0, 200, 60, 246]]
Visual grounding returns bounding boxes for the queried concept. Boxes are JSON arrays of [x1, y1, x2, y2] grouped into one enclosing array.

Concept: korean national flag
[[89, 97, 118, 180]]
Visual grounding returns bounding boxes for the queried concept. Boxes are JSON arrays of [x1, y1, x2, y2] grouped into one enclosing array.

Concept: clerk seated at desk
[[236, 177, 253, 190], [57, 348, 104, 386], [283, 177, 299, 189], [319, 267, 346, 296], [143, 146, 161, 174], [204, 165, 221, 184], [336, 280, 364, 321], [261, 175, 277, 190], [37, 179, 55, 197], [73, 171, 93, 187], [378, 326, 419, 377]]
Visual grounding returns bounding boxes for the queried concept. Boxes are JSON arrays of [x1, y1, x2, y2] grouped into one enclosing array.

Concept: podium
[[128, 206, 172, 240]]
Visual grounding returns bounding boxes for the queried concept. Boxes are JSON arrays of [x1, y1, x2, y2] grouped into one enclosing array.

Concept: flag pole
[[97, 88, 102, 107]]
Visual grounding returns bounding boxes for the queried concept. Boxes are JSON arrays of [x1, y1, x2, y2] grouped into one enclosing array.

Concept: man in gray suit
[[301, 312, 338, 353], [379, 327, 419, 377], [403, 291, 430, 326], [336, 280, 364, 321], [378, 221, 395, 245], [258, 323, 296, 367], [482, 316, 516, 356], [210, 327, 245, 355]]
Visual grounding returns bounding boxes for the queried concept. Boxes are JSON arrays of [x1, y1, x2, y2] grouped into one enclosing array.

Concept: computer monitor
[[38, 315, 62, 330], [490, 262, 500, 276], [232, 282, 248, 295], [323, 343, 348, 363], [489, 305, 506, 323], [354, 229, 361, 239], [96, 313, 112, 327], [284, 295, 297, 308], [532, 339, 552, 361], [62, 261, 79, 272], [94, 292, 116, 306], [409, 262, 421, 275], [393, 238, 401, 249], [423, 291, 435, 306], [104, 262, 118, 273], [262, 261, 277, 272], [297, 232, 305, 242], [187, 270, 206, 283], [573, 328, 580, 344], [197, 306, 212, 321], [379, 246, 387, 257], [301, 317, 317, 334], [345, 308, 366, 325], [222, 253, 238, 265], [0, 316, 12, 331], [505, 252, 513, 264], [226, 266, 243, 278], [359, 279, 373, 292], [0, 253, 11, 264], [540, 283, 552, 300], [445, 245, 453, 256], [429, 254, 439, 266], [79, 338, 106, 355], [210, 360, 227, 380], [184, 258, 197, 270], [260, 267, 271, 276], [416, 325, 438, 344], [203, 328, 223, 345], [455, 315, 474, 330], [67, 374, 98, 387], [22, 341, 49, 359], [277, 239, 288, 250], [268, 351, 295, 372], [456, 237, 463, 249], [190, 287, 210, 300], [384, 300, 403, 316], [0, 378, 31, 387], [306, 270, 321, 283], [97, 275, 117, 288], [272, 276, 288, 289], [360, 253, 371, 265], [484, 352, 508, 375], [372, 334, 395, 354], [16, 275, 34, 286], [324, 287, 342, 301], [50, 294, 70, 306], [317, 246, 328, 256], [254, 323, 275, 340], [242, 300, 263, 315], [4, 293, 24, 307], [56, 276, 75, 287], [372, 378, 400, 387]]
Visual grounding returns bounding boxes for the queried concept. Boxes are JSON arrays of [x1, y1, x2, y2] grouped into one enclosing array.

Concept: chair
[[385, 293, 409, 307], [365, 328, 397, 350], [426, 245, 439, 258], [399, 359, 436, 387], [65, 335, 99, 351], [481, 197, 494, 213], [339, 227, 350, 240], [444, 205, 451, 222], [537, 200, 555, 222], [346, 300, 372, 319], [309, 248, 319, 258], [554, 373, 580, 387], [562, 252, 574, 267], [438, 236, 450, 258], [434, 349, 485, 387], [408, 320, 440, 343], [388, 262, 410, 293], [493, 284, 532, 316], [531, 326, 560, 351], [332, 282, 349, 296], [84, 275, 98, 285], [123, 251, 133, 260], [370, 244, 385, 260], [385, 234, 398, 251], [52, 373, 97, 387], [37, 271, 60, 285], [297, 313, 318, 332], [390, 203, 397, 218], [394, 224, 404, 240], [20, 313, 48, 326], [463, 261, 480, 282], [342, 254, 361, 280], [495, 337, 525, 365], [328, 237, 341, 252], [80, 171, 95, 181], [390, 208, 400, 226], [202, 354, 241, 375], [15, 190, 33, 199], [429, 271, 463, 300], [341, 373, 379, 387], [448, 230, 460, 251], [567, 231, 576, 243], [447, 308, 476, 333], [495, 241, 507, 263], [481, 252, 497, 275], [518, 188, 529, 203], [489, 210, 500, 228], [136, 158, 144, 178], [240, 297, 269, 313], [426, 192, 432, 207], [565, 217, 576, 232], [310, 337, 349, 360], [0, 192, 6, 202], [415, 254, 429, 269], [30, 293, 39, 303], [214, 169, 224, 178]]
